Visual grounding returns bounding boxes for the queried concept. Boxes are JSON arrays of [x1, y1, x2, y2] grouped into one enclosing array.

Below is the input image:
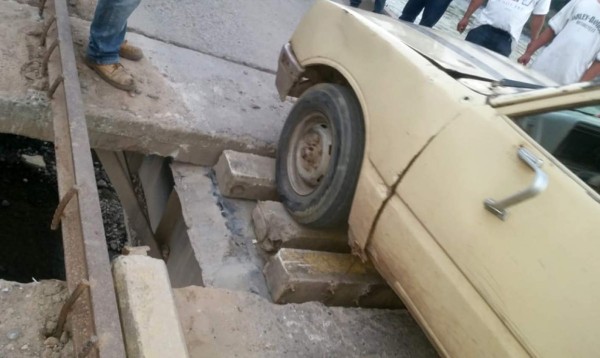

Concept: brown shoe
[[119, 40, 144, 61], [85, 58, 136, 91]]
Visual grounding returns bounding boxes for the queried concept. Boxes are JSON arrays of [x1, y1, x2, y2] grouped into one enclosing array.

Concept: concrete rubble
[[253, 200, 349, 253], [264, 248, 403, 308]]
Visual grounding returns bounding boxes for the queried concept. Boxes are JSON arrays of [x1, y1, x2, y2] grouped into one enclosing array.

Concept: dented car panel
[[278, 0, 600, 356]]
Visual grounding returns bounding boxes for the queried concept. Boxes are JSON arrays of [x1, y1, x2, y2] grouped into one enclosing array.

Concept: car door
[[396, 100, 600, 357]]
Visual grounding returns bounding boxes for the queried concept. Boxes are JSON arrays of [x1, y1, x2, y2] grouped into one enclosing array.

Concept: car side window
[[512, 106, 600, 194]]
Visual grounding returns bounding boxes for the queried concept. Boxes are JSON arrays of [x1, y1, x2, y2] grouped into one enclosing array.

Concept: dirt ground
[[0, 279, 73, 358]]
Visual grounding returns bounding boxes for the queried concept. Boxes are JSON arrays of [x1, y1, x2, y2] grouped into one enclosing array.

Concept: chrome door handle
[[484, 147, 548, 220]]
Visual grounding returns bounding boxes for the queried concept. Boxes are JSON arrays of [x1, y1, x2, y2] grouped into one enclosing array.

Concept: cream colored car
[[274, 1, 600, 357]]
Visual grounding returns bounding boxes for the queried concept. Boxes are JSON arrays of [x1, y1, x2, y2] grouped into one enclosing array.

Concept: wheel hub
[[288, 113, 333, 196]]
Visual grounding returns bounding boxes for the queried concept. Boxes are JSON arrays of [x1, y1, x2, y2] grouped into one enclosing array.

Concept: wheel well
[[289, 65, 351, 99]]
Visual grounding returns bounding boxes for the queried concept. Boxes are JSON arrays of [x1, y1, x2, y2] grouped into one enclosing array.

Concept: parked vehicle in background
[[275, 1, 600, 357]]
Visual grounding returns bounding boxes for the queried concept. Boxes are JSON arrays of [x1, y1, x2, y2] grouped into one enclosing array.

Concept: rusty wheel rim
[[287, 112, 333, 196]]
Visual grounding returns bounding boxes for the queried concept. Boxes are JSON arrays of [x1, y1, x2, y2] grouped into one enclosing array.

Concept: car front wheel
[[276, 83, 365, 228]]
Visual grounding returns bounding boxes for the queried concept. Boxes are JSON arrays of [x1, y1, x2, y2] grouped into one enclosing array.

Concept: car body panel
[[346, 158, 388, 254], [370, 195, 528, 357], [397, 108, 600, 357]]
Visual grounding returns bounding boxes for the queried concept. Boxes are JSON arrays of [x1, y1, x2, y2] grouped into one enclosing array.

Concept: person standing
[[457, 0, 551, 57], [399, 0, 453, 28], [85, 0, 144, 91], [519, 0, 600, 85], [350, 0, 387, 14]]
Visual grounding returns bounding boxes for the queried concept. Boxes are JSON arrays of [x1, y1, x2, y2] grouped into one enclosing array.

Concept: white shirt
[[531, 0, 600, 85], [476, 0, 551, 41]]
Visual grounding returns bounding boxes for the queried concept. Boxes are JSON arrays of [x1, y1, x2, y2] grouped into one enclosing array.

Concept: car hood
[[359, 10, 558, 88]]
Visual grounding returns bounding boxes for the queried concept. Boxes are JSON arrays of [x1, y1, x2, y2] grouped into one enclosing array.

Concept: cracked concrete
[[0, 0, 293, 165], [174, 285, 437, 358]]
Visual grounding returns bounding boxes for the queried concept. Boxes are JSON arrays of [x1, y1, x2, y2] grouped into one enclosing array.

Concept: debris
[[122, 246, 151, 256], [1, 200, 9, 207], [21, 154, 46, 169], [264, 248, 403, 308]]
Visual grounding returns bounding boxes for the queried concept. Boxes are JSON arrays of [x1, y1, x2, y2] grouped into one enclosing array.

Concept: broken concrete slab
[[174, 285, 436, 357], [264, 248, 403, 308], [112, 255, 189, 358], [171, 163, 269, 297], [252, 200, 349, 253], [0, 1, 290, 166], [213, 150, 277, 201]]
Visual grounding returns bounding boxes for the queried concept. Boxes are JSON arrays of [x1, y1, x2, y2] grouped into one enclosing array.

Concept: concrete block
[[252, 201, 349, 253], [214, 150, 278, 201], [112, 255, 189, 358], [264, 248, 403, 309]]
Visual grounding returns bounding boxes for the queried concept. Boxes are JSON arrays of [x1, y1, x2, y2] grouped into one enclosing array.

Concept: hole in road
[[0, 134, 64, 283], [0, 134, 128, 283]]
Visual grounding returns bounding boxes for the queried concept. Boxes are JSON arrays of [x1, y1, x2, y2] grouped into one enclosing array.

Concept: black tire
[[276, 83, 365, 228]]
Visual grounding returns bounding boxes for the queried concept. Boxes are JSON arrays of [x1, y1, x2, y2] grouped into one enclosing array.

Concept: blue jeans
[[350, 0, 387, 14], [465, 25, 512, 57], [399, 0, 452, 28], [87, 0, 142, 64]]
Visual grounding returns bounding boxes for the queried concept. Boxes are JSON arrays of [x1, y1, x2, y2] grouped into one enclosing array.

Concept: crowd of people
[[350, 0, 600, 86]]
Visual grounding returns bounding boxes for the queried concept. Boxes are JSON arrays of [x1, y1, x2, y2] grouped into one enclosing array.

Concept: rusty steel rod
[[43, 0, 127, 356], [50, 185, 77, 230], [41, 16, 56, 46], [53, 279, 89, 338], [42, 39, 58, 76], [48, 74, 64, 99]]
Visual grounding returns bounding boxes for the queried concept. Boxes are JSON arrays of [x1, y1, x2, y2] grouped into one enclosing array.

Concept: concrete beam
[[264, 248, 403, 309], [112, 255, 189, 358], [171, 163, 269, 297], [95, 150, 161, 259], [213, 150, 277, 201], [155, 190, 203, 288], [252, 201, 349, 253]]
